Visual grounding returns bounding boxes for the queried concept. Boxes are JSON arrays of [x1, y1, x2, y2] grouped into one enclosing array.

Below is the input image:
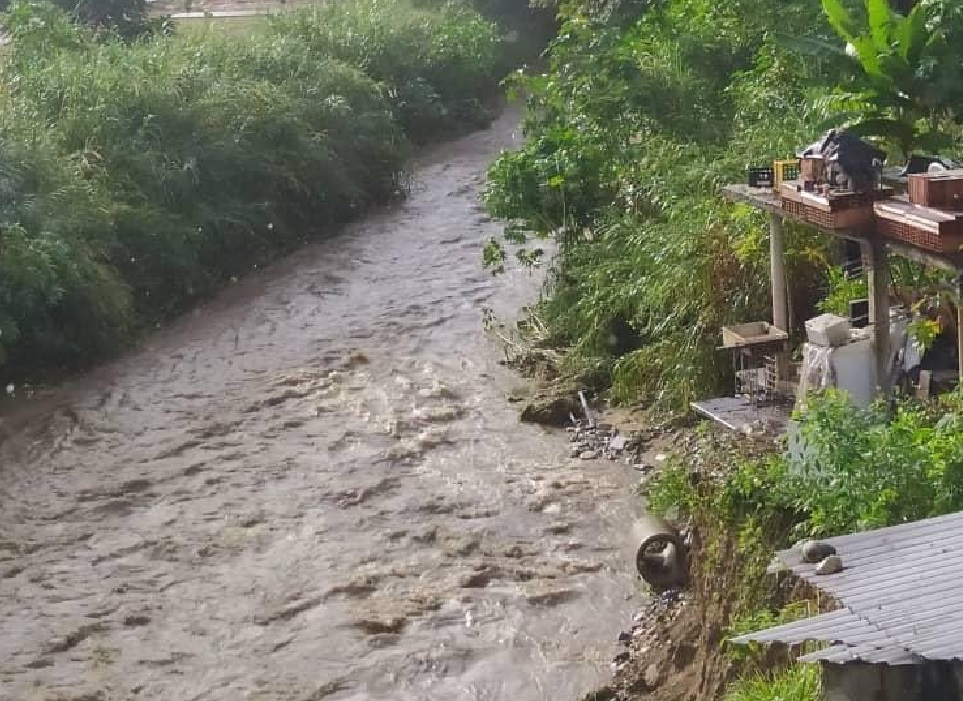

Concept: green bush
[[651, 391, 963, 543], [273, 0, 501, 142], [0, 0, 502, 375], [0, 0, 161, 37], [484, 0, 840, 410], [787, 389, 963, 535]]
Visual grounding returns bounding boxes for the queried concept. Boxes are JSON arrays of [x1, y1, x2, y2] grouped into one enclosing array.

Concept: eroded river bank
[[0, 109, 640, 701]]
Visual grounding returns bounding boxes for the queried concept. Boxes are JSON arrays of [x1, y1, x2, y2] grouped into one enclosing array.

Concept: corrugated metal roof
[[736, 509, 963, 664], [731, 609, 878, 646], [799, 644, 921, 666]]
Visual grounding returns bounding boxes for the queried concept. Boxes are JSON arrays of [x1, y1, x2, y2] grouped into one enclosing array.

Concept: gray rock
[[608, 435, 629, 452], [579, 450, 600, 460], [816, 554, 843, 575], [802, 540, 837, 563], [644, 663, 661, 688]]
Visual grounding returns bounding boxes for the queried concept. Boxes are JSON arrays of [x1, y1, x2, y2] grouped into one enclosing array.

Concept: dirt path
[[0, 110, 640, 701]]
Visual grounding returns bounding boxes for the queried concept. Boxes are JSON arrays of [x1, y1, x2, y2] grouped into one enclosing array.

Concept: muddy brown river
[[0, 109, 639, 701]]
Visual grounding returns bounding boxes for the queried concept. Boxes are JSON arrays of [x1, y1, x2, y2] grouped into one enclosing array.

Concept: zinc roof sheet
[[799, 644, 921, 666], [730, 609, 877, 646], [737, 509, 963, 664]]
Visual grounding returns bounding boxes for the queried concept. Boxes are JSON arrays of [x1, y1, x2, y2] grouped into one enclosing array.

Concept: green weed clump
[[724, 664, 821, 701], [0, 0, 501, 375]]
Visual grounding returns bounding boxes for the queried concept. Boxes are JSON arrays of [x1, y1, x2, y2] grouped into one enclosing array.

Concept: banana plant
[[789, 0, 960, 160]]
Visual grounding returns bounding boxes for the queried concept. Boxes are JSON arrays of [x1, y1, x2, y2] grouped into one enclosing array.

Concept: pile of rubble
[[566, 421, 655, 469], [612, 588, 688, 673]]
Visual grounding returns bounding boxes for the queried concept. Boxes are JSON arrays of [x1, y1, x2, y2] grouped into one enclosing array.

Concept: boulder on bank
[[519, 391, 581, 427]]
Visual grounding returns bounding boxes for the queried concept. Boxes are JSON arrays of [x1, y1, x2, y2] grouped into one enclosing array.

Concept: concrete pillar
[[769, 213, 789, 332], [956, 275, 963, 388], [864, 239, 891, 397], [769, 213, 789, 381]]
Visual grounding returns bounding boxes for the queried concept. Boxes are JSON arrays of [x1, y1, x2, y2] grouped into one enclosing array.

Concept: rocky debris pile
[[611, 588, 688, 673], [566, 421, 654, 469]]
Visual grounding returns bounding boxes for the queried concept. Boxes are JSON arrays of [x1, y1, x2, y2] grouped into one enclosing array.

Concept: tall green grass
[[0, 0, 501, 375], [724, 665, 821, 701]]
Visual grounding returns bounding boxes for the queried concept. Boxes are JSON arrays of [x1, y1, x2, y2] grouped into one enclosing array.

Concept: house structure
[[691, 173, 963, 434], [733, 510, 963, 701]]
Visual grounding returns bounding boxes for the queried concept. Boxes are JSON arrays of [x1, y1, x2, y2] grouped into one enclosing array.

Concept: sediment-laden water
[[0, 109, 639, 701]]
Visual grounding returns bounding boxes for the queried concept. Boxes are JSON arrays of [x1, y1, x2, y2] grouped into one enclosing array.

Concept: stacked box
[[875, 197, 963, 253], [908, 170, 963, 210], [805, 314, 851, 347]]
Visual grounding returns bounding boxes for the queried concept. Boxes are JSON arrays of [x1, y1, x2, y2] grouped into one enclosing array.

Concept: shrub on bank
[[0, 0, 501, 374], [274, 0, 501, 142]]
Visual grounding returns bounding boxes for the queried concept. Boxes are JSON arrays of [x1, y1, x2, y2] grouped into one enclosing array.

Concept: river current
[[0, 108, 639, 701]]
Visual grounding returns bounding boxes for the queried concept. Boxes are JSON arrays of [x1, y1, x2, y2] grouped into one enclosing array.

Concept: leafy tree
[[798, 0, 963, 159]]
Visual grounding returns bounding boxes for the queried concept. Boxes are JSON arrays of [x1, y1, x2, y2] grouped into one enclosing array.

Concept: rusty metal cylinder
[[632, 513, 687, 590]]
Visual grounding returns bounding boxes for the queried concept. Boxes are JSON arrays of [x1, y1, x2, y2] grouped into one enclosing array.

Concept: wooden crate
[[779, 181, 879, 230], [907, 169, 963, 210], [747, 166, 774, 189], [721, 321, 788, 349], [874, 198, 963, 253], [773, 159, 800, 192]]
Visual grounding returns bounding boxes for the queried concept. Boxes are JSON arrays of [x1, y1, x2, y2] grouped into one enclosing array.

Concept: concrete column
[[769, 213, 789, 382], [769, 213, 789, 332], [956, 275, 963, 388], [864, 240, 891, 397]]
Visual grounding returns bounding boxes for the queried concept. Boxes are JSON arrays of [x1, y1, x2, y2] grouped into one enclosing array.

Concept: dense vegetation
[[483, 0, 963, 698], [485, 0, 963, 411], [641, 388, 963, 700], [0, 0, 503, 377]]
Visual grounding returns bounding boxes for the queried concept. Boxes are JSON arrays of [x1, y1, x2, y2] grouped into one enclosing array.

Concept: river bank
[[0, 107, 648, 701]]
